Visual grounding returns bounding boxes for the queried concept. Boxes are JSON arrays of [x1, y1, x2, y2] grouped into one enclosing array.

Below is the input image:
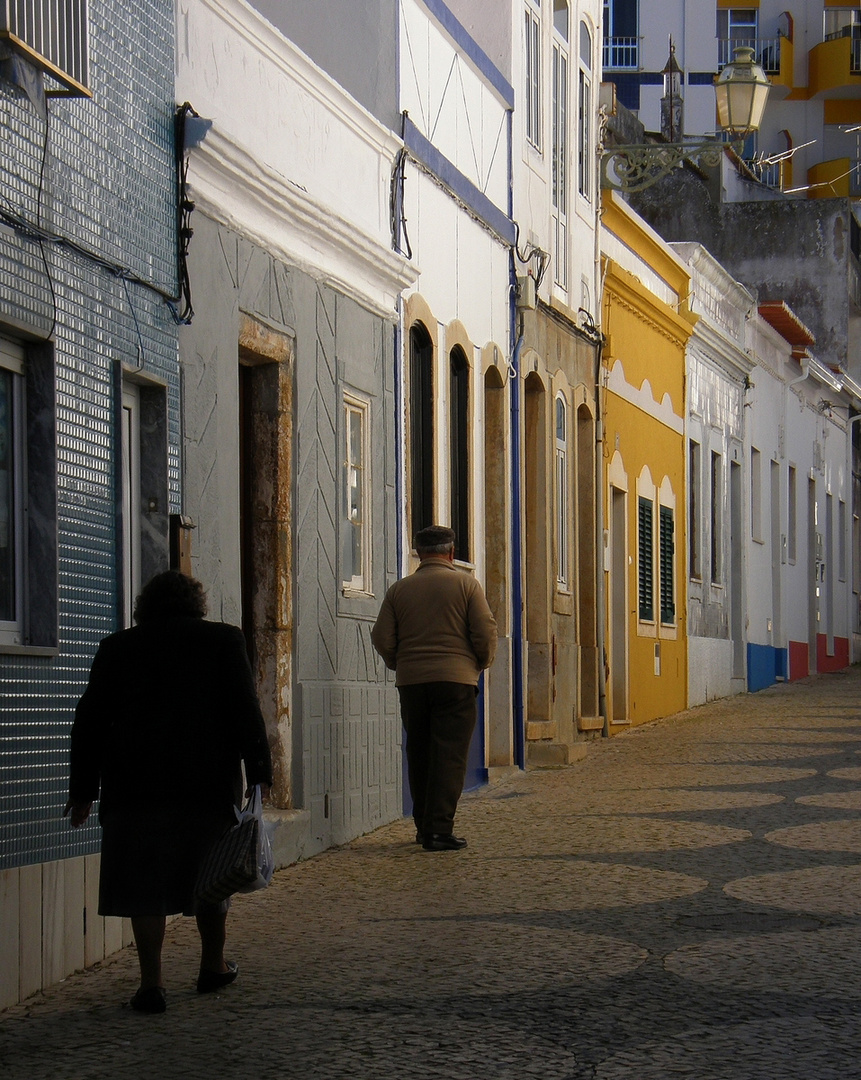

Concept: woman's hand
[[63, 799, 93, 827], [245, 783, 271, 800]]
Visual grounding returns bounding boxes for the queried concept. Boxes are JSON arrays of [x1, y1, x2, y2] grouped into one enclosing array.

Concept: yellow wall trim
[[603, 261, 697, 346], [602, 191, 692, 304]]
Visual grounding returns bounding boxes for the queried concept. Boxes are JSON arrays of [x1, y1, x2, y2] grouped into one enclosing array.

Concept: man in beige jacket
[[371, 525, 497, 850]]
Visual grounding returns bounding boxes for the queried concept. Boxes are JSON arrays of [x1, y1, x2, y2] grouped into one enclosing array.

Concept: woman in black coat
[[64, 571, 273, 1014]]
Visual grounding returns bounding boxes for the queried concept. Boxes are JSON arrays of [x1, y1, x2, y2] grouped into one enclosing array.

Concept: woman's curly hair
[[133, 571, 208, 624]]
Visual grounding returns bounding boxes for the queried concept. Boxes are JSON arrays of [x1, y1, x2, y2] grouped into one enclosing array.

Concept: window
[[750, 446, 762, 541], [0, 0, 90, 95], [525, 2, 542, 150], [689, 439, 701, 579], [343, 393, 371, 592], [638, 496, 654, 621], [839, 499, 848, 582], [824, 8, 861, 41], [0, 343, 24, 644], [603, 0, 638, 70], [449, 347, 470, 562], [409, 323, 434, 539], [552, 10, 569, 284], [787, 464, 797, 563], [578, 21, 593, 201], [659, 505, 675, 624], [0, 335, 57, 652], [710, 451, 722, 584], [120, 383, 141, 627], [555, 395, 568, 586], [717, 8, 758, 65]]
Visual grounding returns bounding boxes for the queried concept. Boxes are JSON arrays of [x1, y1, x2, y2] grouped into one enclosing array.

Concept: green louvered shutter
[[638, 496, 654, 621], [659, 505, 675, 624]]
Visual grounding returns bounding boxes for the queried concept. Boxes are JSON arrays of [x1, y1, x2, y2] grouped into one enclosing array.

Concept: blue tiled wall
[[0, 0, 179, 870]]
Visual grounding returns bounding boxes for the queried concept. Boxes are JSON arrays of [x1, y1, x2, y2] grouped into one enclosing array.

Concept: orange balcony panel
[[773, 32, 794, 96], [807, 157, 853, 198], [809, 36, 861, 99]]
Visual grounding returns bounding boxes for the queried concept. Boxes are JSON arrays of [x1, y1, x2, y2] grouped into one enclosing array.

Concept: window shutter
[[660, 505, 675, 624], [0, 1, 90, 96], [638, 496, 654, 621]]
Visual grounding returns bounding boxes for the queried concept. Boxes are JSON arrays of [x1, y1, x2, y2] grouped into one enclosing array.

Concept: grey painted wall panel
[[249, 0, 399, 128], [181, 214, 402, 850]]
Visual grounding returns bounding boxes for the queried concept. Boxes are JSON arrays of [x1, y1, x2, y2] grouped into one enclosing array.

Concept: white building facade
[[176, 0, 415, 860]]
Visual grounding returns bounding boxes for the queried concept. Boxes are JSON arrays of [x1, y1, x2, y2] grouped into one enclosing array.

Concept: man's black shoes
[[422, 833, 467, 851]]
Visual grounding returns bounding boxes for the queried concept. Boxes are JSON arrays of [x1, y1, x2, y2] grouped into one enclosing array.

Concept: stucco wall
[[248, 0, 399, 129], [180, 214, 402, 854]]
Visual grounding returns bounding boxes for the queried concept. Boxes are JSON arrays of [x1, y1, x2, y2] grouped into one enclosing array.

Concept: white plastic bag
[[236, 783, 275, 893]]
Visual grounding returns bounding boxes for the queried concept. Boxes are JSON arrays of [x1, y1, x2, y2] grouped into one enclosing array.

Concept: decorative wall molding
[[191, 128, 416, 322]]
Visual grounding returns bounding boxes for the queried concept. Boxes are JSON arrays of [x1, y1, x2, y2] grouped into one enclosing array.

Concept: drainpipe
[[595, 336, 609, 737], [510, 313, 525, 769], [394, 300, 405, 578], [507, 106, 525, 769], [848, 412, 861, 662], [593, 179, 610, 737], [787, 356, 810, 398]]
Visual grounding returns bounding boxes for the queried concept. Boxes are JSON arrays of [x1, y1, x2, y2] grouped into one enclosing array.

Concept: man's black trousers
[[397, 681, 477, 836]]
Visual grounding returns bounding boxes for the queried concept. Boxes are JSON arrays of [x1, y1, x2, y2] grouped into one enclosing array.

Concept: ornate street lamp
[[602, 46, 772, 193]]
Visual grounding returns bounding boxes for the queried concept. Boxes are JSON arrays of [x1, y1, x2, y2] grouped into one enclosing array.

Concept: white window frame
[[750, 446, 762, 543], [525, 1, 543, 151], [342, 391, 372, 596], [552, 33, 569, 286], [839, 498, 848, 582], [689, 439, 701, 580], [710, 450, 723, 585], [577, 20, 593, 203], [0, 339, 25, 647]]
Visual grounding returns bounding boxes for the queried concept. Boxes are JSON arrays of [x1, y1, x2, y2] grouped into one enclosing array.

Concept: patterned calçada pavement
[[4, 668, 861, 1079]]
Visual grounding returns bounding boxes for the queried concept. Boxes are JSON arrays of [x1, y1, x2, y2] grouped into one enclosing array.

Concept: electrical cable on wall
[[512, 220, 548, 289], [0, 101, 199, 331]]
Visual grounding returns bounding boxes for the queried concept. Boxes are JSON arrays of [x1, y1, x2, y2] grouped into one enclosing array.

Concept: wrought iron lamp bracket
[[601, 139, 739, 193]]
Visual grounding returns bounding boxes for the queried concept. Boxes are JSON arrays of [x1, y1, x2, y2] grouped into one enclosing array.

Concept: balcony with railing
[[718, 37, 781, 74], [603, 36, 638, 71]]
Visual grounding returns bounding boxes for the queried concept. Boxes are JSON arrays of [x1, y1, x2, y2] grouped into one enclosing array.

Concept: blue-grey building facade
[[0, 0, 179, 1006]]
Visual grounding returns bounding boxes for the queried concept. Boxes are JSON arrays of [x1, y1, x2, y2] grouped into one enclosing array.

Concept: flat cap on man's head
[[414, 525, 456, 552]]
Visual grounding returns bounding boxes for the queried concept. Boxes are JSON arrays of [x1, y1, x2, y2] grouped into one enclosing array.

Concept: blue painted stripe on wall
[[403, 116, 516, 246], [747, 643, 788, 693], [421, 0, 514, 107]]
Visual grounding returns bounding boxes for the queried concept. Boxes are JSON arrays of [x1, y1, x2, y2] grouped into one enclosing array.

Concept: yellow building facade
[[600, 193, 696, 728]]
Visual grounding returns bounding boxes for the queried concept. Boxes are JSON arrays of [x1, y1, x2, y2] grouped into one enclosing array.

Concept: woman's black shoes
[[196, 960, 239, 993], [129, 986, 166, 1013]]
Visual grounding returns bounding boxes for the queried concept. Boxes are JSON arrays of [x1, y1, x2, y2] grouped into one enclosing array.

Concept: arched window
[[409, 323, 434, 538], [578, 21, 593, 201], [555, 394, 568, 586], [450, 346, 470, 561]]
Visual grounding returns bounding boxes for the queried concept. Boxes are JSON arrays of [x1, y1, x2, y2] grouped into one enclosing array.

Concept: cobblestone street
[[4, 669, 861, 1079]]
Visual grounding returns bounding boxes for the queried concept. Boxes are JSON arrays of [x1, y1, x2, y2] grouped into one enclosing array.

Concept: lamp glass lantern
[[714, 46, 771, 140]]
